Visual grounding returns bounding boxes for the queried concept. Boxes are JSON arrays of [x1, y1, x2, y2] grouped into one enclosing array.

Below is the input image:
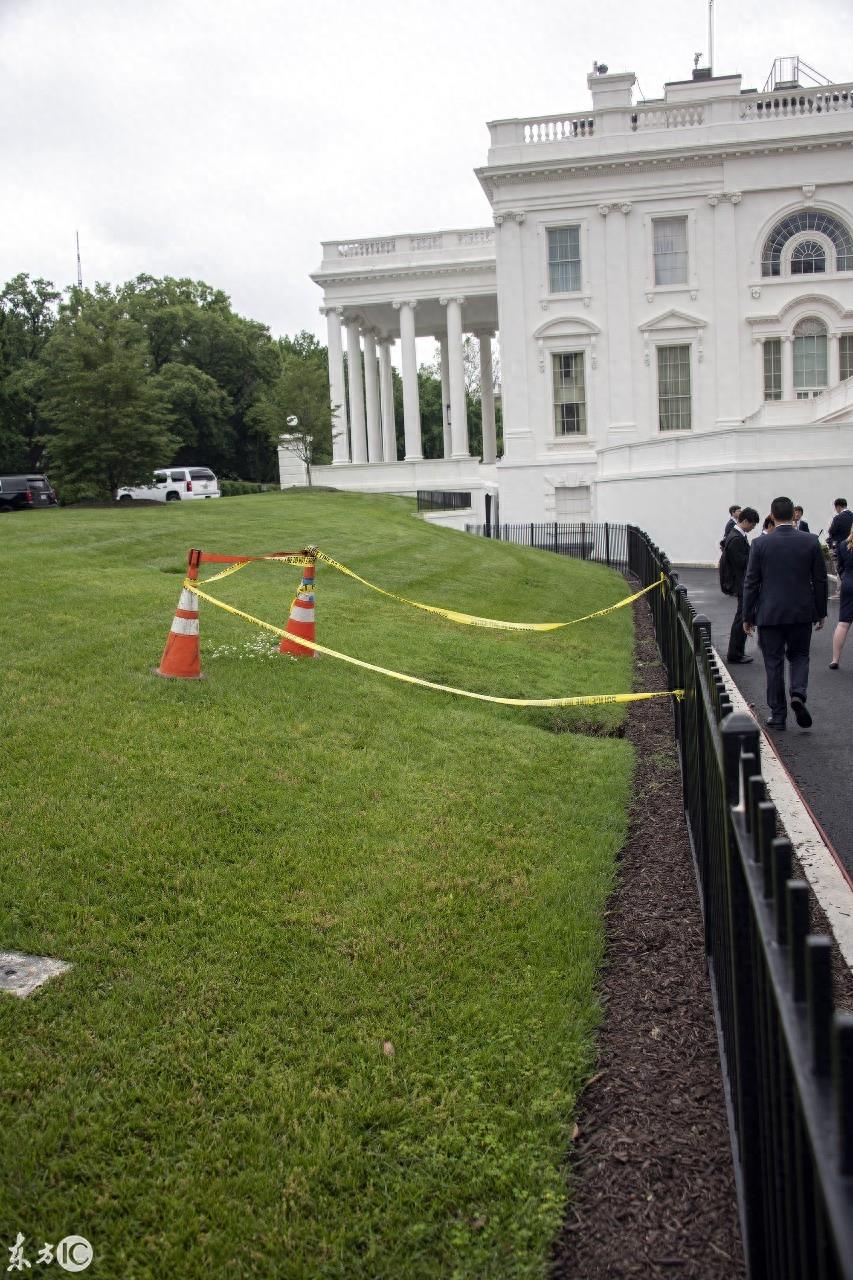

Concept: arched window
[[790, 239, 826, 274], [761, 211, 853, 276], [793, 317, 828, 394]]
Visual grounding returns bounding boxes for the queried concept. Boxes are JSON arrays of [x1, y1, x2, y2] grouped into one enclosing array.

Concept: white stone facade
[[296, 62, 853, 561]]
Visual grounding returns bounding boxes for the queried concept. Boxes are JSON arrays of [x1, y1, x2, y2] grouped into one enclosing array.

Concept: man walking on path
[[723, 506, 759, 664], [742, 496, 828, 730], [720, 504, 741, 549], [793, 506, 810, 532]]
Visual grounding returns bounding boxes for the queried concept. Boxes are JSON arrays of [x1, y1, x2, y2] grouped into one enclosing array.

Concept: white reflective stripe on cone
[[290, 605, 315, 623], [178, 588, 199, 610], [171, 616, 200, 635]]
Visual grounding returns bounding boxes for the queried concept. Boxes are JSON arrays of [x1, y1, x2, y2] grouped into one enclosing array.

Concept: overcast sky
[[2, 0, 848, 344]]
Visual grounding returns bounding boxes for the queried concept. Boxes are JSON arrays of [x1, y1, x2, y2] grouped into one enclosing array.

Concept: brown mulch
[[550, 600, 747, 1280]]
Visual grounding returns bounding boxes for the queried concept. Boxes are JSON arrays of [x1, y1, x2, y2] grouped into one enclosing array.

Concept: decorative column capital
[[439, 296, 466, 307], [597, 203, 611, 217], [618, 202, 632, 215], [726, 191, 743, 205], [494, 211, 525, 226], [707, 193, 721, 207], [512, 211, 526, 223], [473, 329, 495, 340], [392, 299, 418, 311]]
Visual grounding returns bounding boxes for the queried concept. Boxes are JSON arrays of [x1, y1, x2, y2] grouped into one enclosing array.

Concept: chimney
[[587, 70, 636, 111]]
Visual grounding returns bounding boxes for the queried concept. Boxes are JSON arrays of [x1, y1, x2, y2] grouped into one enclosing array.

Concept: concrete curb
[[714, 648, 853, 969]]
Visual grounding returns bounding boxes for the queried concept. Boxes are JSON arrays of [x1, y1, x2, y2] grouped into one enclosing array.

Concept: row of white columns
[[322, 302, 498, 466]]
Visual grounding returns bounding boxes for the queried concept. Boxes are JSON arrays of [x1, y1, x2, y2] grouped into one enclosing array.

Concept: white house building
[[287, 57, 853, 562]]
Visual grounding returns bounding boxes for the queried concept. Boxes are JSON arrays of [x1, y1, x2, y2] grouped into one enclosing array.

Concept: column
[[829, 332, 841, 387], [600, 202, 634, 429], [442, 295, 469, 457], [437, 333, 451, 457], [323, 306, 350, 463], [394, 300, 422, 461], [493, 211, 531, 456], [378, 338, 397, 462], [345, 317, 367, 463], [362, 328, 382, 463], [477, 331, 497, 463], [782, 336, 794, 401], [710, 192, 742, 423]]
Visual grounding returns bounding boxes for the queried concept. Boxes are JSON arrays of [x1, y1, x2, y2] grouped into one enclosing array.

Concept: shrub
[[219, 480, 277, 497]]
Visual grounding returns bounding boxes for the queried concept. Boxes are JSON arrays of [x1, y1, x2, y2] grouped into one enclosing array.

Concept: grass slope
[[1, 493, 634, 1279]]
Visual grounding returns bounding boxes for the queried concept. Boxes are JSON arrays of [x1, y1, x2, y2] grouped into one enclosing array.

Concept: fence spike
[[787, 881, 810, 1002], [835, 1014, 853, 1176], [721, 712, 760, 807], [740, 752, 759, 824], [806, 936, 834, 1077], [770, 838, 793, 942], [747, 774, 766, 840]]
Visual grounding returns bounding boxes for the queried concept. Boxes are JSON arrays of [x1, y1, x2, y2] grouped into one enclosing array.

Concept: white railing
[[631, 104, 704, 130], [326, 229, 495, 260], [521, 113, 595, 143], [739, 85, 853, 120]]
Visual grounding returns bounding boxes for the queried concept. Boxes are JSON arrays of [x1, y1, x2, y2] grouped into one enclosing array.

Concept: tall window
[[793, 317, 828, 396], [552, 352, 586, 435], [657, 345, 691, 430], [547, 227, 581, 293], [841, 335, 853, 382], [763, 338, 782, 400], [653, 217, 688, 285], [761, 210, 853, 276]]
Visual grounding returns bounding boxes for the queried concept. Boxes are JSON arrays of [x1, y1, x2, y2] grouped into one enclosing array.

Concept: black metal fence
[[465, 521, 629, 572], [627, 524, 853, 1280], [416, 490, 472, 513]]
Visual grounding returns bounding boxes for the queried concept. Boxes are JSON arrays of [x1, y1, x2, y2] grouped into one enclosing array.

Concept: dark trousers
[[757, 623, 812, 721], [727, 592, 746, 659]]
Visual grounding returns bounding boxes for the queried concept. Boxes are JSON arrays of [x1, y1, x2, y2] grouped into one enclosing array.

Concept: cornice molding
[[478, 133, 853, 191], [313, 262, 497, 289]]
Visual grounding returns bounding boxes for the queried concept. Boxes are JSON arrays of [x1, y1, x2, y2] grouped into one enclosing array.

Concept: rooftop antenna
[[708, 0, 714, 76], [76, 231, 83, 288]]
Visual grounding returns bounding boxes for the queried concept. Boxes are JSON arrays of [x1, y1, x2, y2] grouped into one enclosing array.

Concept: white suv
[[116, 467, 221, 502]]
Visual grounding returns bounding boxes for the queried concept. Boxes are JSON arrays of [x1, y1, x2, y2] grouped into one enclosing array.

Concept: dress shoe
[[765, 718, 787, 730], [790, 696, 812, 728], [727, 656, 754, 664], [829, 661, 839, 670]]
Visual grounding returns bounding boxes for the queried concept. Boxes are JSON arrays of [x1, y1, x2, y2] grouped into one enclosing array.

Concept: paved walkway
[[673, 567, 852, 878]]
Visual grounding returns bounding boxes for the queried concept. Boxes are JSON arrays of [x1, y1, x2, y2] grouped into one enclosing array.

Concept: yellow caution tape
[[313, 550, 663, 631], [194, 546, 663, 632], [184, 579, 683, 709]]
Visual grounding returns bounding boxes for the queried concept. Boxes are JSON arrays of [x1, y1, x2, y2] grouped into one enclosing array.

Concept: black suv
[[0, 475, 58, 512]]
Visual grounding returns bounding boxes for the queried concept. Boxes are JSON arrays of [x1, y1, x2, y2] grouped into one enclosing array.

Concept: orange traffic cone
[[280, 560, 319, 658], [154, 549, 204, 679]]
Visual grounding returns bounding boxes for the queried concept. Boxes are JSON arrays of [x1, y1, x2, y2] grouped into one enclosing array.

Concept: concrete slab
[[0, 951, 71, 999]]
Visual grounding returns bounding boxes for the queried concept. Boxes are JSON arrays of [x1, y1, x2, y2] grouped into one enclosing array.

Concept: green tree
[[40, 286, 178, 499], [0, 273, 60, 470], [154, 362, 234, 472], [118, 275, 280, 479], [246, 336, 336, 486]]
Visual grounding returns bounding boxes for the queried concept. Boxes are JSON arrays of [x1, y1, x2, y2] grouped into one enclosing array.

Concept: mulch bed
[[550, 599, 747, 1280]]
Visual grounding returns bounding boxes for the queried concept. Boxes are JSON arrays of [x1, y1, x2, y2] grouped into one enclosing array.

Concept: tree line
[[0, 272, 500, 500]]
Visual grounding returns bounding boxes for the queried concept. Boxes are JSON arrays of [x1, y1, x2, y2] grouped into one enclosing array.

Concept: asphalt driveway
[[673, 566, 852, 878]]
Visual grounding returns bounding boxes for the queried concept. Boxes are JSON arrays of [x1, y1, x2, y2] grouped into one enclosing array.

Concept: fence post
[[721, 711, 759, 808], [604, 522, 611, 567]]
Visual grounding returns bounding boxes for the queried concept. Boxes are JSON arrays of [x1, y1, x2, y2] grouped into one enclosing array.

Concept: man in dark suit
[[793, 506, 810, 533], [724, 506, 759, 663], [742, 496, 828, 730], [720, 504, 741, 550]]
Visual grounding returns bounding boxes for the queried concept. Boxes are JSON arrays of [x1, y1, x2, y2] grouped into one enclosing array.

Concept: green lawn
[[1, 492, 634, 1279]]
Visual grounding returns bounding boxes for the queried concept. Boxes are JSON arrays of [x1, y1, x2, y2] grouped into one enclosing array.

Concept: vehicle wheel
[[0, 503, 13, 514], [118, 494, 133, 503], [166, 491, 180, 501]]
